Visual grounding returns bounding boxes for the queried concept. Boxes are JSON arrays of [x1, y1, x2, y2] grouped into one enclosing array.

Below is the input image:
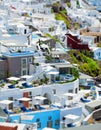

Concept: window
[[75, 88, 78, 93], [28, 92, 32, 97], [8, 97, 13, 101], [22, 70, 27, 75], [24, 29, 26, 34], [48, 116, 52, 120], [36, 118, 41, 128], [36, 118, 40, 122], [68, 89, 73, 93], [28, 57, 32, 63], [47, 121, 53, 128], [53, 89, 56, 94], [37, 122, 41, 128], [55, 120, 59, 126], [22, 58, 27, 68]]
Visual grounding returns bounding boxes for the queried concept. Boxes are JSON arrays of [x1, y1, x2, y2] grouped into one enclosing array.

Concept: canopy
[[18, 97, 31, 101], [34, 96, 47, 101], [0, 100, 13, 105], [7, 77, 20, 81]]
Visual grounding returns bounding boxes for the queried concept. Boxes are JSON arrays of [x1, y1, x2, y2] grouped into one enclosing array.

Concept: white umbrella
[[18, 97, 31, 101]]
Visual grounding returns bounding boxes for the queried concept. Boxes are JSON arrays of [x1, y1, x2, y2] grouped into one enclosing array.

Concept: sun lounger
[[80, 97, 91, 103], [3, 108, 14, 114], [21, 106, 32, 112]]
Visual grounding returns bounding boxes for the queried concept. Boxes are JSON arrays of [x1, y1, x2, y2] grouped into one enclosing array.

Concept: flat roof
[[54, 63, 73, 68], [85, 100, 101, 108]]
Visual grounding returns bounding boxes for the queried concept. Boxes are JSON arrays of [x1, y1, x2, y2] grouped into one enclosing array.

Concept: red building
[[66, 33, 90, 51]]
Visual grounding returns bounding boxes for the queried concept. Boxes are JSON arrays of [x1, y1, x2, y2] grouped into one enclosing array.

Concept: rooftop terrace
[[2, 51, 34, 57]]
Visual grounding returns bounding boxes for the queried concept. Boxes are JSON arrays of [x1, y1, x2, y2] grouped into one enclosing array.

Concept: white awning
[[7, 77, 20, 81], [34, 96, 47, 101], [18, 97, 31, 101], [0, 100, 13, 105]]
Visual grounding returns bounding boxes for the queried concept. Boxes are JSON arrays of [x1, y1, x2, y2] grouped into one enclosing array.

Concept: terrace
[[2, 51, 34, 57]]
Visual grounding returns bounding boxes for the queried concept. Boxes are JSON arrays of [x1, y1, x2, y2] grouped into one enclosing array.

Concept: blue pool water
[[2, 51, 34, 57], [10, 109, 60, 130], [0, 118, 6, 122], [32, 34, 39, 39]]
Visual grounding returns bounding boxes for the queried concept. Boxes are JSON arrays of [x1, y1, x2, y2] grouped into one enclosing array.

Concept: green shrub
[[70, 50, 100, 77]]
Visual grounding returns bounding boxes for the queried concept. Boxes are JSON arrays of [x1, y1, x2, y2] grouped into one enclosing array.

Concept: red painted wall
[[23, 92, 29, 107], [66, 33, 90, 51], [0, 126, 18, 130]]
